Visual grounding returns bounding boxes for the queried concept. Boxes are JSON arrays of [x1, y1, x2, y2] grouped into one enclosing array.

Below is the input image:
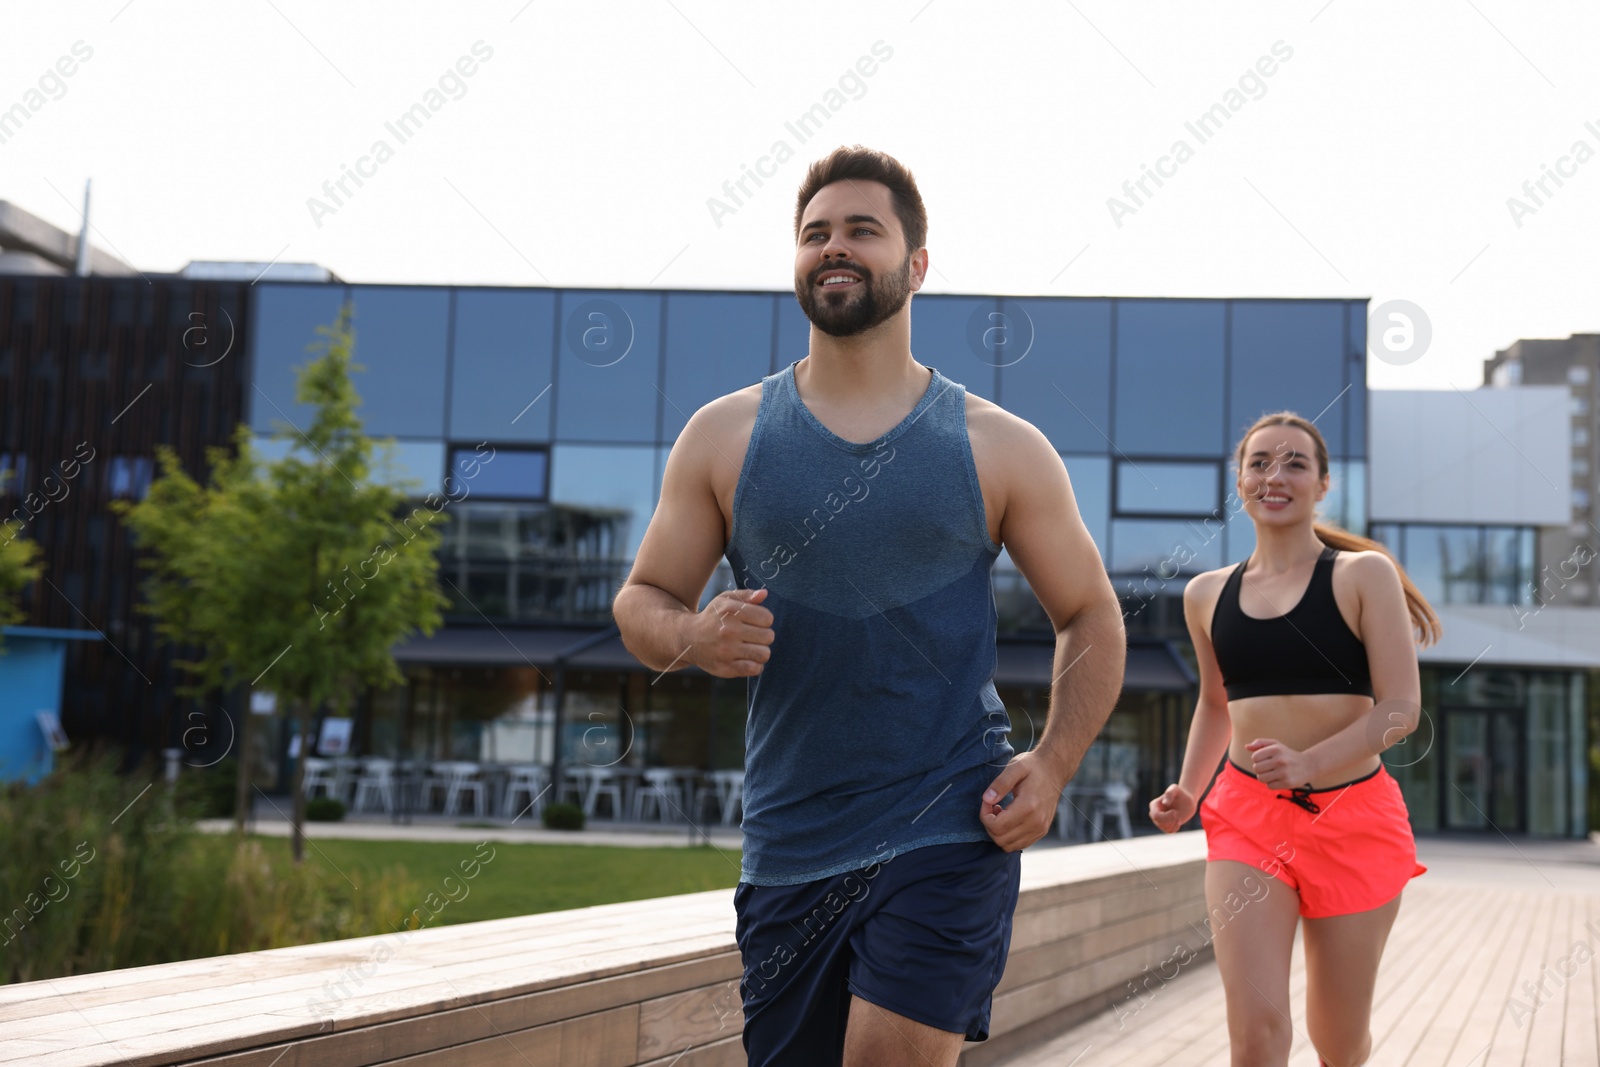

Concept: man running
[[613, 144, 1125, 1067]]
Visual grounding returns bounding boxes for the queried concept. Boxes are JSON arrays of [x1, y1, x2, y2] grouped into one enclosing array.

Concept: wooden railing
[[0, 833, 1209, 1067]]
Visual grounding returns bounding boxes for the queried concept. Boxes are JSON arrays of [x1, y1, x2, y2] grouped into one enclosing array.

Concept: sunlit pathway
[[997, 839, 1600, 1067]]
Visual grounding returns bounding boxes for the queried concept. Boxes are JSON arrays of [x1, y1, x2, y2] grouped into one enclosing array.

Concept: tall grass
[[0, 749, 422, 984]]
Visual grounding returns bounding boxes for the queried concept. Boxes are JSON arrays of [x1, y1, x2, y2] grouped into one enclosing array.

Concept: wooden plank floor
[[999, 851, 1600, 1066]]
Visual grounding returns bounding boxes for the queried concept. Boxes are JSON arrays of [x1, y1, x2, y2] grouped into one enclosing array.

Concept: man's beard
[[794, 256, 913, 338]]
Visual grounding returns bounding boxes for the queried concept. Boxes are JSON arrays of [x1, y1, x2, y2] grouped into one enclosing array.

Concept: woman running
[[1150, 411, 1440, 1067]]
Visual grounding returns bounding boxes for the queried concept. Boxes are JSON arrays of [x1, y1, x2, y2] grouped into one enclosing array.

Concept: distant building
[[0, 199, 136, 277], [178, 261, 342, 284], [1369, 386, 1592, 837], [1483, 333, 1600, 604]]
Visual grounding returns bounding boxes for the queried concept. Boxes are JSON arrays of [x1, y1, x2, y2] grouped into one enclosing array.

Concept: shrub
[[174, 757, 240, 820], [0, 747, 421, 984], [305, 797, 345, 822], [541, 803, 585, 831]]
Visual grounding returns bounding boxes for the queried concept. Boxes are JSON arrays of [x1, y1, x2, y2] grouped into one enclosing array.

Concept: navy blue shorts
[[733, 839, 1022, 1067]]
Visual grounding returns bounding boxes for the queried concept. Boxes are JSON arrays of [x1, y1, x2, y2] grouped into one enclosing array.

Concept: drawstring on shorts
[[1279, 785, 1321, 814]]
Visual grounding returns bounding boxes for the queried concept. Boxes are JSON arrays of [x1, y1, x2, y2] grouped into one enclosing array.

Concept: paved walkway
[[998, 835, 1600, 1066], [196, 812, 746, 850], [201, 793, 1131, 851]]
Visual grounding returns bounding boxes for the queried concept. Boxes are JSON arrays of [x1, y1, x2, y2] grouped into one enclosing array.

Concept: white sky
[[5, 0, 1598, 390]]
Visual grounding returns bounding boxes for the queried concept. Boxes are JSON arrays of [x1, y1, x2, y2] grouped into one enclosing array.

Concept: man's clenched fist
[[690, 587, 774, 678]]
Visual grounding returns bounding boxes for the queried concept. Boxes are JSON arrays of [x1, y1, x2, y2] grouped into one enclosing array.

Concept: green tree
[[116, 305, 449, 861], [0, 472, 45, 645]]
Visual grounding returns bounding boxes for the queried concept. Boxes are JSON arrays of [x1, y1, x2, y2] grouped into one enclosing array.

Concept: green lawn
[[252, 837, 744, 927]]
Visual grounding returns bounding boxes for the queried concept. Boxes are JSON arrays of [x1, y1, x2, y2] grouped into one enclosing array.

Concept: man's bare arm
[[613, 400, 774, 678], [980, 415, 1126, 851]]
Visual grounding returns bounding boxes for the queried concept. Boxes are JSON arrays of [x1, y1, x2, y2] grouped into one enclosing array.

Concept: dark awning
[[993, 638, 1196, 692], [394, 627, 1195, 691], [392, 625, 673, 673]]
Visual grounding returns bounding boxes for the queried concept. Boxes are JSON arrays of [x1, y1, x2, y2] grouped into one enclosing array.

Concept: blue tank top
[[724, 360, 1012, 886]]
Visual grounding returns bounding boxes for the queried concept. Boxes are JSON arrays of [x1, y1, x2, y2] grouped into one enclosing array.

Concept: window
[[1230, 301, 1350, 455], [1109, 518, 1224, 577], [1490, 361, 1521, 387], [1572, 395, 1590, 417], [1115, 460, 1219, 516], [108, 456, 154, 500], [437, 501, 628, 622], [660, 293, 774, 443], [1223, 504, 1255, 565], [449, 445, 547, 501], [1575, 489, 1591, 512], [1061, 454, 1110, 556], [773, 295, 810, 372], [1575, 427, 1590, 448], [1369, 523, 1401, 554], [553, 291, 662, 444], [372, 441, 446, 495], [913, 296, 996, 401], [547, 444, 657, 559], [1405, 526, 1483, 605], [249, 283, 349, 434], [1514, 528, 1536, 607], [345, 287, 450, 437], [1575, 457, 1590, 478], [1570, 365, 1592, 385], [996, 299, 1113, 452], [451, 289, 556, 443], [0, 452, 25, 495], [1385, 524, 1536, 605], [1482, 527, 1529, 605], [1321, 459, 1367, 533], [1113, 300, 1226, 456]]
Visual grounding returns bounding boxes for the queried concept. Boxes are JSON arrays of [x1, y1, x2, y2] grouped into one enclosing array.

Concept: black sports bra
[[1209, 545, 1374, 701]]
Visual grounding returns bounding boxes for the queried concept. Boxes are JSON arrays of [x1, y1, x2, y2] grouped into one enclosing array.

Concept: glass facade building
[[243, 283, 1376, 822], [1389, 667, 1589, 837], [249, 285, 1373, 608], [1369, 524, 1538, 606]]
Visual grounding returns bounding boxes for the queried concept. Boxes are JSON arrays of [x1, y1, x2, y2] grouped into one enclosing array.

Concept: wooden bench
[[0, 832, 1209, 1066]]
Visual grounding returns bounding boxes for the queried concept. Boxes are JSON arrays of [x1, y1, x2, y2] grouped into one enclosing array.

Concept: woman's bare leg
[[1208, 860, 1302, 1067], [1300, 891, 1404, 1067]]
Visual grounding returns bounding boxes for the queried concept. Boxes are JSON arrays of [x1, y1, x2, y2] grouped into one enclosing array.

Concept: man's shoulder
[[686, 382, 764, 438], [671, 383, 764, 488], [964, 391, 1050, 455]]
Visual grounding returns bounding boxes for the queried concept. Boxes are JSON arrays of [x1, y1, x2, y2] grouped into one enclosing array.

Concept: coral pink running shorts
[[1200, 759, 1426, 918]]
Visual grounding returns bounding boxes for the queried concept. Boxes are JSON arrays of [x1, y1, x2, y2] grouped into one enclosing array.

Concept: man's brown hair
[[793, 145, 927, 259]]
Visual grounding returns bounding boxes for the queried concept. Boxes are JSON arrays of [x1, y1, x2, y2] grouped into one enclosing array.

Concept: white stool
[[443, 762, 487, 816], [584, 769, 624, 819], [501, 765, 550, 820], [710, 770, 744, 826], [1089, 781, 1134, 840], [1055, 792, 1082, 841], [352, 758, 396, 814], [302, 757, 335, 800], [332, 756, 361, 804], [631, 768, 682, 822], [421, 762, 455, 813]]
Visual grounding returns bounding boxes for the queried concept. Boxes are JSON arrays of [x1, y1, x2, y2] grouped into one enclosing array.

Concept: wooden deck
[[999, 843, 1600, 1066], [0, 834, 1212, 1067]]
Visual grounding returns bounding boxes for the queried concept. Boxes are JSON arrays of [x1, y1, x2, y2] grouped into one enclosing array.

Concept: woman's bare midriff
[[1227, 692, 1382, 788]]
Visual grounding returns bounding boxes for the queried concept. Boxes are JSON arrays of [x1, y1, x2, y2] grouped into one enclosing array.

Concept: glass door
[[1441, 708, 1524, 832]]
